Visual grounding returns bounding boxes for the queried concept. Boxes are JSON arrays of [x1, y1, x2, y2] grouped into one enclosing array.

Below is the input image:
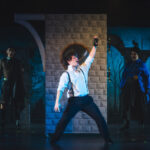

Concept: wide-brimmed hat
[[60, 43, 89, 70]]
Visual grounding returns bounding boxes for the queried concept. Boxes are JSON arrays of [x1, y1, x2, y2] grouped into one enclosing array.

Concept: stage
[[0, 125, 150, 150]]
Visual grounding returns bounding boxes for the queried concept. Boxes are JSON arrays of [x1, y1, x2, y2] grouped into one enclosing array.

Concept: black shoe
[[120, 121, 129, 131], [109, 138, 113, 144], [120, 124, 129, 131], [104, 138, 113, 145], [50, 138, 55, 144], [16, 120, 20, 129], [50, 136, 59, 145]]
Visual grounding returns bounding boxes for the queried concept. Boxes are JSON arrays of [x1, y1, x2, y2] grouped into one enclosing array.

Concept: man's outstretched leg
[[51, 101, 79, 144], [81, 97, 112, 144]]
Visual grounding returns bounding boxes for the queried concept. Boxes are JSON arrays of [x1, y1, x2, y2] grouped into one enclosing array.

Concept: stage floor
[[0, 125, 150, 150]]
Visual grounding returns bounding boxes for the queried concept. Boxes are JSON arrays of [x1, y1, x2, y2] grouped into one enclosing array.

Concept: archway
[[0, 23, 45, 132]]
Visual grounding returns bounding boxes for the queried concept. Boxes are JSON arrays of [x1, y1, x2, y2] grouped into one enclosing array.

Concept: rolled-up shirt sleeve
[[57, 72, 69, 92], [81, 56, 94, 71]]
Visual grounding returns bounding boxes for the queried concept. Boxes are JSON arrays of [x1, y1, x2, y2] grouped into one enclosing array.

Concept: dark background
[[0, 0, 150, 26]]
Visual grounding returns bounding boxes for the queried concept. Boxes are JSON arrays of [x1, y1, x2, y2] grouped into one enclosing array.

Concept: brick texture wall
[[45, 14, 107, 134]]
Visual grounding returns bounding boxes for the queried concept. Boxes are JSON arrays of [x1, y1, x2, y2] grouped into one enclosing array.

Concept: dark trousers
[[1, 80, 20, 128], [51, 95, 110, 141], [121, 79, 145, 123]]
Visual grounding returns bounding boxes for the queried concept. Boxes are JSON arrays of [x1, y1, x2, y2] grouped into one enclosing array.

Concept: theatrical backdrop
[[0, 14, 108, 135], [0, 17, 45, 132], [1, 14, 150, 135], [107, 27, 150, 124]]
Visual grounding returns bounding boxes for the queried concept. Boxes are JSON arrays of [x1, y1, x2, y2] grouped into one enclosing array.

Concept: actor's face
[[130, 51, 139, 61], [67, 55, 79, 67], [7, 50, 15, 58]]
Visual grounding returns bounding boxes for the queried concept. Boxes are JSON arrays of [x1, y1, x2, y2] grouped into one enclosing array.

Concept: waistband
[[70, 94, 89, 98]]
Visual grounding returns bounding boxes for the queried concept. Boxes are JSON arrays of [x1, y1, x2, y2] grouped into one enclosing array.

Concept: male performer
[[120, 47, 150, 130], [0, 48, 25, 131], [50, 36, 112, 144]]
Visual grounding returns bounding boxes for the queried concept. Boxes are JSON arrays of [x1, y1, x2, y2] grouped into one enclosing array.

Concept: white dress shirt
[[57, 56, 94, 97]]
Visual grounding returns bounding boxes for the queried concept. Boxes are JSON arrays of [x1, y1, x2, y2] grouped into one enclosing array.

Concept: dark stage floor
[[1, 125, 150, 150]]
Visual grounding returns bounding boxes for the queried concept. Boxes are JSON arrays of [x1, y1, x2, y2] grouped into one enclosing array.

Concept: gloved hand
[[93, 36, 98, 47]]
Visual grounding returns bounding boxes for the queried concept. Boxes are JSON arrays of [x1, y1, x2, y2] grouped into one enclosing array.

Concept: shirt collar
[[67, 65, 80, 72], [68, 65, 73, 71], [7, 57, 11, 60]]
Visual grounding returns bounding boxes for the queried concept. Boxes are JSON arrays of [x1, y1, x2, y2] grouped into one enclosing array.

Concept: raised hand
[[93, 36, 98, 47]]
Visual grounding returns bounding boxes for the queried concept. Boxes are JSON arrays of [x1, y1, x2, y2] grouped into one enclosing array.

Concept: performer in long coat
[[120, 47, 150, 130], [0, 48, 25, 130]]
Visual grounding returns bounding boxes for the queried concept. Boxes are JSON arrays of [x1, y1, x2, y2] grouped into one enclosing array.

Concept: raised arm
[[89, 36, 98, 59], [81, 36, 98, 71], [89, 46, 97, 59]]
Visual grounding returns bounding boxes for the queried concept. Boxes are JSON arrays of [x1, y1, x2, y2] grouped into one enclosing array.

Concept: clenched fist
[[54, 102, 61, 112]]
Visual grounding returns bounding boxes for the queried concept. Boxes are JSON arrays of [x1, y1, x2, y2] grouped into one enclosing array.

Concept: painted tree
[[107, 46, 125, 117]]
